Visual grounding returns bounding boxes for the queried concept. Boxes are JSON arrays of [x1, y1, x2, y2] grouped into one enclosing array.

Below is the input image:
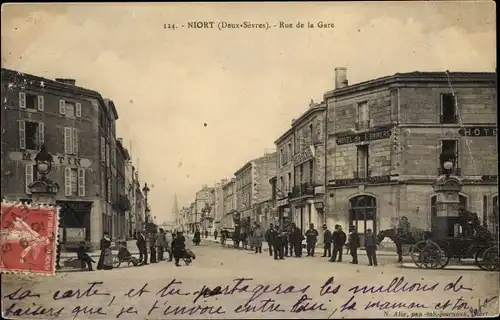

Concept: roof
[[274, 127, 294, 145], [1, 67, 112, 117], [274, 102, 326, 145], [234, 161, 253, 177], [324, 71, 496, 99]]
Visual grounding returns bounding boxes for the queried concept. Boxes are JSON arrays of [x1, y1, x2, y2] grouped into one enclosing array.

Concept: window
[[308, 160, 314, 184], [64, 127, 79, 154], [309, 123, 313, 143], [280, 148, 284, 166], [287, 143, 292, 160], [299, 164, 304, 184], [107, 176, 112, 203], [356, 145, 369, 178], [26, 94, 37, 110], [19, 121, 44, 150], [100, 137, 105, 162], [287, 172, 291, 192], [357, 102, 369, 130], [280, 176, 284, 193], [64, 167, 86, 197], [440, 140, 458, 170], [440, 93, 457, 124], [65, 102, 75, 117]]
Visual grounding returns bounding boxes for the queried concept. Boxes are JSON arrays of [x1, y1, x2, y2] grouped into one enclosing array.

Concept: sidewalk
[[60, 240, 140, 259], [197, 235, 399, 257]]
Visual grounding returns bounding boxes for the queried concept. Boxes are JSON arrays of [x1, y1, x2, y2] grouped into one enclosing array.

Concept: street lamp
[[29, 144, 59, 204], [34, 145, 53, 180], [142, 183, 150, 225]]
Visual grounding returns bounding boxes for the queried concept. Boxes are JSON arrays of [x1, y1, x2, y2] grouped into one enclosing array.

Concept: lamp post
[[201, 203, 213, 235], [142, 183, 150, 226], [29, 144, 60, 205]]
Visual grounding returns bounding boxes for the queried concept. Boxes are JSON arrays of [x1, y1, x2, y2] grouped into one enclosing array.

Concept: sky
[[1, 2, 496, 223]]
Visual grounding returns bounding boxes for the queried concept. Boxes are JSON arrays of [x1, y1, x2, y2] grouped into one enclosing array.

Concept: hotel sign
[[458, 127, 497, 137], [329, 174, 394, 186], [292, 145, 315, 165], [336, 128, 392, 145]]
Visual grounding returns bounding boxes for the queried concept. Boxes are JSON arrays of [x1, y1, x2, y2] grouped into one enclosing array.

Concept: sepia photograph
[[1, 1, 498, 319]]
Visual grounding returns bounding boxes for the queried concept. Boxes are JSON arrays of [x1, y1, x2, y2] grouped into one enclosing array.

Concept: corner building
[[1, 68, 119, 250], [324, 69, 497, 244]]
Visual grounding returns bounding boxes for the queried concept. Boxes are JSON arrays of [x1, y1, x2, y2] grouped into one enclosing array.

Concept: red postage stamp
[[0, 201, 59, 276]]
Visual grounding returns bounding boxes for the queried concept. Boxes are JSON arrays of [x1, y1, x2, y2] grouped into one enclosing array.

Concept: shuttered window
[[19, 92, 26, 109], [25, 164, 34, 194], [59, 99, 66, 114], [19, 121, 26, 149], [37, 96, 44, 111], [100, 137, 105, 162], [72, 128, 79, 154], [76, 103, 82, 117], [78, 168, 86, 196], [38, 122, 44, 146], [64, 127, 72, 154], [64, 167, 72, 196]]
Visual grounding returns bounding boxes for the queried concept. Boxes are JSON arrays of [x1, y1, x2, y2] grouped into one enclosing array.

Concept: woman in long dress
[[97, 232, 113, 270]]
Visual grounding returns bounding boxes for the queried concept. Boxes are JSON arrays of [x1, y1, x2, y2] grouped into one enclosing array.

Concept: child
[[77, 241, 95, 271], [117, 241, 139, 266]]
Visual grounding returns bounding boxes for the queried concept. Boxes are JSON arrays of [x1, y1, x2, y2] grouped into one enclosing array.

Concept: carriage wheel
[[112, 255, 121, 268], [412, 240, 449, 269], [481, 246, 499, 272], [475, 247, 489, 271], [410, 240, 429, 268]]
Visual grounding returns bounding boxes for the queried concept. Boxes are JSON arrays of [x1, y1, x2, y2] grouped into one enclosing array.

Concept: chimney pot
[[334, 67, 348, 89], [55, 78, 76, 86]]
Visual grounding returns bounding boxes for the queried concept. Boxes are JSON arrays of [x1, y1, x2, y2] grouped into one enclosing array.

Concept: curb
[[400, 263, 483, 271], [202, 238, 400, 256]]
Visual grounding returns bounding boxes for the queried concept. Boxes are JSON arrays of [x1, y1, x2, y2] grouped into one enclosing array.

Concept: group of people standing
[[262, 223, 378, 266]]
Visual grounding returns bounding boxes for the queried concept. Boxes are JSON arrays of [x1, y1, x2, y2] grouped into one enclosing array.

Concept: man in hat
[[321, 224, 332, 258], [305, 223, 319, 257], [348, 225, 360, 264], [365, 228, 378, 266], [330, 224, 346, 262], [136, 230, 148, 265]]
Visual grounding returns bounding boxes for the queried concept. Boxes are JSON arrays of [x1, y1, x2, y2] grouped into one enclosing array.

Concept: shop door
[[349, 195, 377, 246]]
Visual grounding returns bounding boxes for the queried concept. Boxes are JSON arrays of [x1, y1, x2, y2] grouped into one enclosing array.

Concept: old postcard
[[1, 1, 498, 319]]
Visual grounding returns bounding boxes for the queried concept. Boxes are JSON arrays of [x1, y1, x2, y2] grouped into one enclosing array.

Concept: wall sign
[[481, 175, 498, 182], [458, 127, 497, 137], [329, 174, 394, 186], [10, 151, 91, 168], [292, 145, 315, 165], [276, 198, 289, 207], [336, 128, 392, 145]]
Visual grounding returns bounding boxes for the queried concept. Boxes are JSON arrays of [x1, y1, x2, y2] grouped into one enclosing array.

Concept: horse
[[376, 227, 431, 263]]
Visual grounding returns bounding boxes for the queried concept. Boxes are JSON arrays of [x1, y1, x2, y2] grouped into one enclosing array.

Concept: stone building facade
[[0, 68, 119, 250], [324, 69, 497, 244], [274, 101, 327, 232]]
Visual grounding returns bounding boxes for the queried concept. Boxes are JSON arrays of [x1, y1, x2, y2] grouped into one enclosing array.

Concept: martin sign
[[292, 145, 315, 165]]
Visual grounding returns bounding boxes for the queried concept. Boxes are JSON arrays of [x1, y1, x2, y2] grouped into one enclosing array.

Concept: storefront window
[[349, 195, 376, 234]]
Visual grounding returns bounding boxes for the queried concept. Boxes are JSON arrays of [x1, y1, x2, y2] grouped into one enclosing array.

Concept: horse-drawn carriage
[[410, 209, 499, 271]]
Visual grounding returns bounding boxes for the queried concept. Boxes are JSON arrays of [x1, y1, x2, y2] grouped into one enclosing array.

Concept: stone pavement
[[198, 235, 399, 257], [3, 238, 497, 319]]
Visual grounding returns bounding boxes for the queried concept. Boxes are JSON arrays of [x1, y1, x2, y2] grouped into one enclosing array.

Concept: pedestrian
[[233, 228, 241, 248], [214, 229, 218, 240], [292, 225, 304, 257], [253, 223, 264, 254], [288, 224, 294, 257], [282, 226, 289, 257], [97, 231, 113, 270], [205, 230, 209, 238], [330, 225, 346, 262], [77, 241, 94, 271], [169, 232, 175, 262], [172, 231, 186, 267], [274, 226, 285, 260], [348, 225, 360, 264], [157, 228, 167, 261], [193, 229, 201, 246], [136, 230, 148, 265], [149, 231, 158, 263], [365, 228, 378, 266], [56, 233, 61, 269], [322, 224, 332, 258], [241, 230, 248, 250], [305, 223, 319, 257], [265, 224, 275, 256]]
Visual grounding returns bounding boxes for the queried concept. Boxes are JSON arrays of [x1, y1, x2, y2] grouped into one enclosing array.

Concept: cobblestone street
[[3, 239, 498, 319]]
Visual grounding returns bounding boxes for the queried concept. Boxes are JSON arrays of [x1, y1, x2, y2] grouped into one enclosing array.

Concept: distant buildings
[[1, 68, 148, 250]]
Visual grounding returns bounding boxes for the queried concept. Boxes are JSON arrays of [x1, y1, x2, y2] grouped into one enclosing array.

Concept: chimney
[[55, 78, 76, 86], [334, 67, 348, 89]]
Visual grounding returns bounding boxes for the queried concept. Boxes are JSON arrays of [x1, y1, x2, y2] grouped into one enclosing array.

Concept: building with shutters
[[323, 68, 497, 244], [274, 100, 327, 232], [0, 68, 121, 250], [233, 152, 278, 228]]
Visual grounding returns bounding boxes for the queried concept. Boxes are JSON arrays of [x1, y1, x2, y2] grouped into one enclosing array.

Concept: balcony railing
[[437, 167, 462, 176], [439, 115, 458, 124], [353, 170, 372, 179], [355, 120, 371, 131], [290, 182, 315, 198]]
